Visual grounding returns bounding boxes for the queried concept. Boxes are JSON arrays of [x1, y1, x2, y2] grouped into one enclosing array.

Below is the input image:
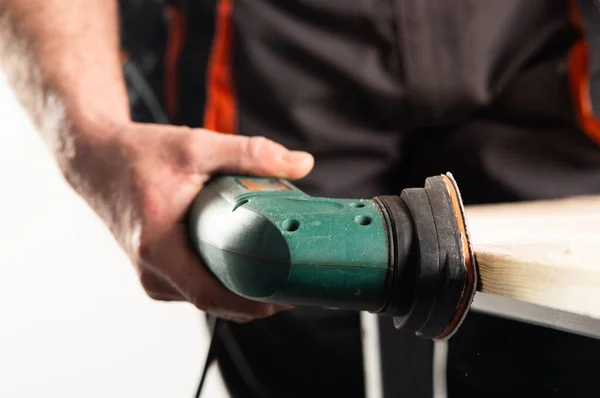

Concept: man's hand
[[0, 1, 313, 322], [65, 121, 314, 323]]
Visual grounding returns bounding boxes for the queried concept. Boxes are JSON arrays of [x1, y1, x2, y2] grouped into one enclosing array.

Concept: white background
[[0, 72, 228, 397]]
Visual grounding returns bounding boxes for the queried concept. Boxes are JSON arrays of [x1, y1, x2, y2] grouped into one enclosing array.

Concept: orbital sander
[[188, 173, 477, 340]]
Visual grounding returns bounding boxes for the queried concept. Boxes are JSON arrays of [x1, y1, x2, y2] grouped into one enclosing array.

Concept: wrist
[[55, 107, 132, 183], [69, 105, 131, 144], [65, 79, 131, 137]]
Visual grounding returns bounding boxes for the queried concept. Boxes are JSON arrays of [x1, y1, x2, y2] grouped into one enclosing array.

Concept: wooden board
[[464, 195, 600, 321]]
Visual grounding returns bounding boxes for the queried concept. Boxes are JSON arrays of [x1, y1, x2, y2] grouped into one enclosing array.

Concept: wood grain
[[464, 195, 600, 320]]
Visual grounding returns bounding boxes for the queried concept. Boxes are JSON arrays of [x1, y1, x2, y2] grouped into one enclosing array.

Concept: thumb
[[198, 130, 314, 179]]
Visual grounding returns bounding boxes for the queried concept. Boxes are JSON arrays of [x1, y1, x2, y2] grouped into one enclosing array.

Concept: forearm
[[0, 1, 129, 164]]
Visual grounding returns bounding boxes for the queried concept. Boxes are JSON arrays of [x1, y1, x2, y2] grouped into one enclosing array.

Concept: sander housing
[[188, 173, 477, 340]]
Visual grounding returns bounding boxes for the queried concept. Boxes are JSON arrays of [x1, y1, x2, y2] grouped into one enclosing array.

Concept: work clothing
[[119, 1, 600, 396]]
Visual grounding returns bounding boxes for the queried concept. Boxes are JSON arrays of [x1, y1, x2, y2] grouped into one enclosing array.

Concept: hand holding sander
[[188, 174, 477, 340]]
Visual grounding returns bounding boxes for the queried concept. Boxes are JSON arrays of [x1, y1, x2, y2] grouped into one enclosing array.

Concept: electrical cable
[[195, 315, 222, 398], [123, 60, 171, 124], [194, 315, 274, 398]]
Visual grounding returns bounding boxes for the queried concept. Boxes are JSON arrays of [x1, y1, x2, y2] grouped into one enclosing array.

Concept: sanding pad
[[383, 173, 479, 340], [436, 173, 478, 340]]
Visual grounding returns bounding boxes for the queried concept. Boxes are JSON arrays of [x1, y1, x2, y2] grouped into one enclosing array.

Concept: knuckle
[[245, 136, 271, 162], [138, 270, 154, 290], [171, 129, 200, 166], [138, 269, 160, 294], [137, 239, 156, 265]]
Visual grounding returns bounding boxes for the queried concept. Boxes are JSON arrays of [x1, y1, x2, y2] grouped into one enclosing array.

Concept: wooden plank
[[464, 195, 600, 320]]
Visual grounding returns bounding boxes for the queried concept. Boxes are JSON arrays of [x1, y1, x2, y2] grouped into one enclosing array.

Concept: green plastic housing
[[188, 176, 390, 311]]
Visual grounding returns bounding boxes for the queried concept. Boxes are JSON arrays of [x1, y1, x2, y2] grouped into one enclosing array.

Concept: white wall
[[0, 73, 228, 398]]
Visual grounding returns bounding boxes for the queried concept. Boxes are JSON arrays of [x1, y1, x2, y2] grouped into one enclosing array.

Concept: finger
[[217, 314, 254, 324], [147, 293, 185, 302], [148, 225, 289, 319], [139, 269, 185, 301], [194, 130, 314, 180]]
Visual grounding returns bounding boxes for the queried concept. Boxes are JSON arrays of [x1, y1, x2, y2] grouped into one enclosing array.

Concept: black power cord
[[194, 315, 222, 398], [194, 315, 273, 398], [123, 60, 170, 124]]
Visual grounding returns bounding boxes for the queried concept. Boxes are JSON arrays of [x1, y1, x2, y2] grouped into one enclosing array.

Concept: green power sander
[[188, 173, 477, 341]]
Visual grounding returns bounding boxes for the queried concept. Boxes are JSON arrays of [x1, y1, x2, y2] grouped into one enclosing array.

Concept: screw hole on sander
[[282, 219, 300, 232], [349, 202, 366, 208], [354, 215, 372, 226]]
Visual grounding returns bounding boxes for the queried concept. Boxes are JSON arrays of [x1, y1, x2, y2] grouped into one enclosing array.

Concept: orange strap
[[567, 0, 600, 146], [164, 5, 187, 124], [204, 0, 236, 134]]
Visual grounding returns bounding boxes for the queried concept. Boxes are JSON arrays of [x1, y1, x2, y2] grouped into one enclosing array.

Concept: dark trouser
[[120, 0, 600, 396]]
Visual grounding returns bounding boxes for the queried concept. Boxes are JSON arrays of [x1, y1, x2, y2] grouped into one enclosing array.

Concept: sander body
[[188, 174, 477, 340]]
